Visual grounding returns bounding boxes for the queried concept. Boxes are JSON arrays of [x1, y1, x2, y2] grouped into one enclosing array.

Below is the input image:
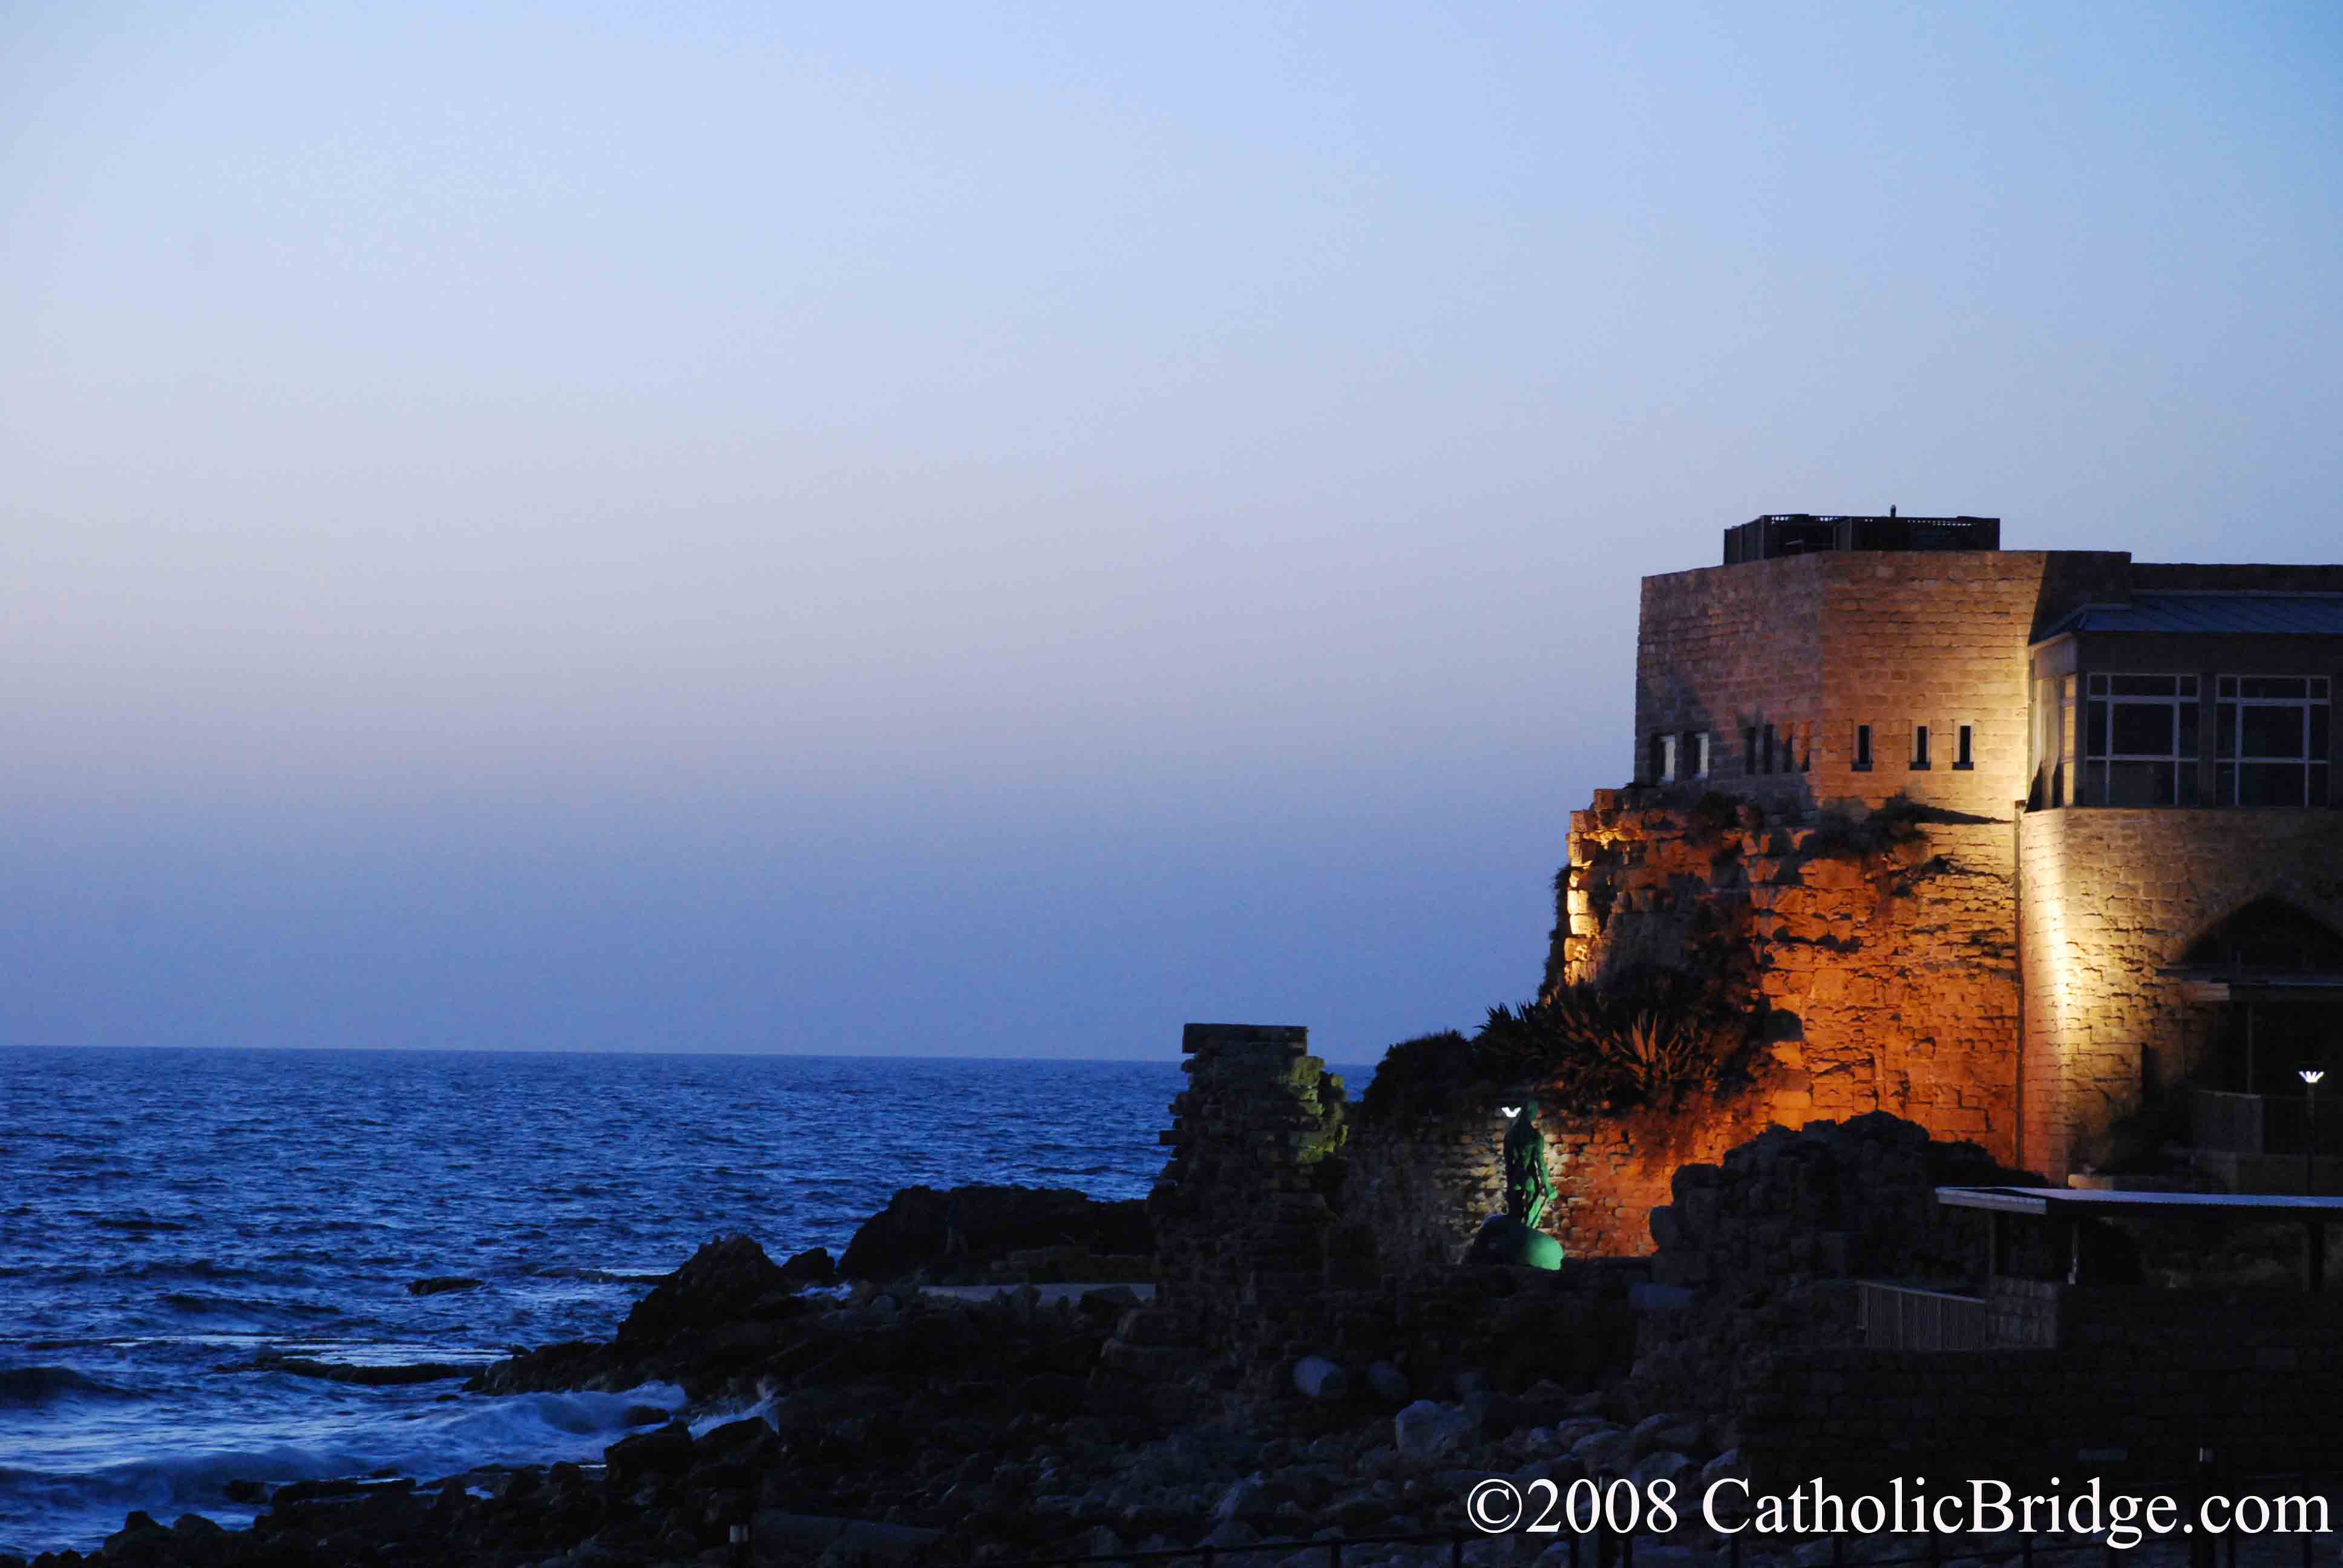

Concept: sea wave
[[526, 1266, 669, 1285], [0, 1367, 143, 1409], [0, 1382, 689, 1558]]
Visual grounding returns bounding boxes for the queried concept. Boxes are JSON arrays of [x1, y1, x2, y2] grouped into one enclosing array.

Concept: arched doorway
[[2176, 900, 2343, 1183], [2183, 900, 2343, 1094]]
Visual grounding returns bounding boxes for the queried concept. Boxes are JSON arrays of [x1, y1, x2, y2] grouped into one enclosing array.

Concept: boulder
[[837, 1184, 1152, 1283], [1393, 1400, 1475, 1460], [1077, 1285, 1142, 1324], [1014, 1372, 1089, 1417], [406, 1276, 483, 1296], [614, 1235, 791, 1351], [1212, 1475, 1273, 1521], [821, 1520, 945, 1564], [603, 1422, 695, 1485], [1569, 1426, 1633, 1478], [1365, 1361, 1411, 1405], [1291, 1356, 1348, 1402], [1630, 1450, 1698, 1491], [777, 1247, 837, 1289], [1628, 1412, 1703, 1458], [1196, 1519, 1260, 1550]]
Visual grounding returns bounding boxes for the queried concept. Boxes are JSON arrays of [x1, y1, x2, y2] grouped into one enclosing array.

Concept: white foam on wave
[[0, 1380, 687, 1559], [686, 1391, 780, 1440]]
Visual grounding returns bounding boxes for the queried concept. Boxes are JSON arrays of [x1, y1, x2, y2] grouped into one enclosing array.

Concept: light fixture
[[1499, 1105, 1522, 1119], [2302, 1070, 2327, 1086]]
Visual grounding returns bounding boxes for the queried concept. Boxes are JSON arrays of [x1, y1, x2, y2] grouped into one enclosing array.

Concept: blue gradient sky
[[4, 3, 2339, 1056]]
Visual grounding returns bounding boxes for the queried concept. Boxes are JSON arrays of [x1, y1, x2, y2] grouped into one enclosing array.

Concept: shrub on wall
[[1487, 967, 1755, 1112], [1357, 970, 1761, 1129]]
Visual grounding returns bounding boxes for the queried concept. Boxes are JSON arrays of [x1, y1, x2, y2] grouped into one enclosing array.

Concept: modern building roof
[[1938, 1185, 2343, 1218], [1722, 512, 1999, 564], [2036, 591, 2343, 641]]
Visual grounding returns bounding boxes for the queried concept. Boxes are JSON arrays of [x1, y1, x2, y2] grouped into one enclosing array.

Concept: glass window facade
[[2082, 673, 2199, 806], [2215, 676, 2330, 806]]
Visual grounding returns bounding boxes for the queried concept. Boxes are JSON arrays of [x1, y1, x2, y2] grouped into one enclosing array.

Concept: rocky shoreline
[[8, 1118, 2263, 1568], [0, 1168, 1694, 1568], [13, 1222, 1746, 1568]]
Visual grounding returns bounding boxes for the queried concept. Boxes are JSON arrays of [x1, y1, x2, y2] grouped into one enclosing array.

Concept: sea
[[0, 1046, 1365, 1559]]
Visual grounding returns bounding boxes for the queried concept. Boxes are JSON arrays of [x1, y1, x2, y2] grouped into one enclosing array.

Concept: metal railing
[[1856, 1281, 1988, 1351], [932, 1520, 2243, 1568], [2192, 1088, 2343, 1157]]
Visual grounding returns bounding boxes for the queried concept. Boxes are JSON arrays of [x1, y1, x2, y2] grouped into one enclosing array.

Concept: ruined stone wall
[[2016, 807, 2343, 1177], [1149, 1024, 1346, 1359], [1342, 1096, 1778, 1267], [1561, 790, 2022, 1165]]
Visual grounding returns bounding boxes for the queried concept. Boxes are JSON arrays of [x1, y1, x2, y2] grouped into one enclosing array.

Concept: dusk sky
[[4, 3, 2339, 1058]]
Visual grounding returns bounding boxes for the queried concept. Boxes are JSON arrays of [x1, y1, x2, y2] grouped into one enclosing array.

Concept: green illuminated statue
[[1504, 1097, 1555, 1230], [1465, 1098, 1565, 1270]]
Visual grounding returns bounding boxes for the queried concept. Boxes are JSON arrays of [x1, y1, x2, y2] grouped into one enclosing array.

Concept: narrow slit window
[[1656, 732, 1679, 783], [1743, 727, 1757, 774], [1693, 731, 1711, 779], [1912, 724, 1932, 770], [1955, 724, 1974, 770], [1853, 723, 1873, 771], [1762, 723, 1777, 774]]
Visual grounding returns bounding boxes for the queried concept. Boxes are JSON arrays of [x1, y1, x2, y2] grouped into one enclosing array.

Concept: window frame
[[2081, 672, 2200, 806], [1853, 722, 1873, 773], [2214, 675, 2330, 807]]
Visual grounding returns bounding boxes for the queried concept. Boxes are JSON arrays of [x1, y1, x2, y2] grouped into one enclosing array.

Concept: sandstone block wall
[[1636, 557, 1827, 812], [2016, 807, 2343, 1177], [1636, 550, 2113, 818], [1562, 791, 2021, 1165]]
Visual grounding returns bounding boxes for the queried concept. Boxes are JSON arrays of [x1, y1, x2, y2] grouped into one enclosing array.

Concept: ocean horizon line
[[0, 1039, 1381, 1070]]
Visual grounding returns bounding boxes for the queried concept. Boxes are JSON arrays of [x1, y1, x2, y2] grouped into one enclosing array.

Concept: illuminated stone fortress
[[1565, 515, 2343, 1187]]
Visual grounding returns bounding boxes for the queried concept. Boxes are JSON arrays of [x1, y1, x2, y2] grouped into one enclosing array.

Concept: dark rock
[[1076, 1284, 1142, 1324], [614, 1234, 792, 1351], [228, 1354, 467, 1385], [221, 1480, 268, 1505], [1290, 1356, 1348, 1402], [838, 1185, 1152, 1283], [603, 1422, 695, 1485], [1014, 1371, 1089, 1417], [777, 1247, 837, 1289], [465, 1339, 608, 1396], [405, 1276, 484, 1296], [695, 1416, 776, 1460]]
